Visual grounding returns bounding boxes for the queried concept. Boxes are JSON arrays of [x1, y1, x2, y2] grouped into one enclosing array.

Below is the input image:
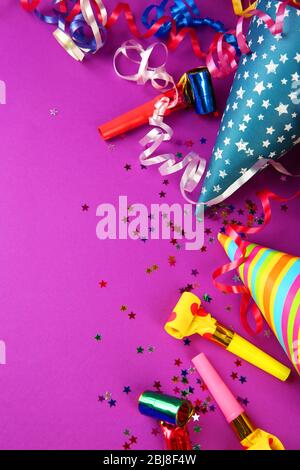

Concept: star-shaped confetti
[[81, 204, 89, 211], [183, 338, 191, 346], [203, 293, 212, 303], [123, 386, 131, 394], [98, 280, 107, 288], [151, 428, 159, 436], [168, 255, 176, 266], [136, 346, 144, 354], [95, 334, 102, 341]]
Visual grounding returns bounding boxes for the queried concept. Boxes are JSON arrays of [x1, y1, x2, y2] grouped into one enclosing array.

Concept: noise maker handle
[[165, 292, 291, 381], [160, 422, 192, 450], [192, 353, 285, 450], [227, 333, 291, 381], [98, 88, 185, 140], [192, 353, 244, 423]]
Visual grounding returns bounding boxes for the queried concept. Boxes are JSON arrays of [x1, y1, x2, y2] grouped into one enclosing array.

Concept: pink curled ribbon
[[212, 189, 300, 335], [21, 0, 294, 72], [114, 40, 207, 205], [207, 0, 289, 77]]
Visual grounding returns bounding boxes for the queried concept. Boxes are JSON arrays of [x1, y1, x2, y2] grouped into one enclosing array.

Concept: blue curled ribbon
[[69, 13, 107, 53], [32, 0, 106, 54], [142, 0, 239, 52]]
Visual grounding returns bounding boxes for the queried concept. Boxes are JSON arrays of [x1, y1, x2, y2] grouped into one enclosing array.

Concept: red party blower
[[98, 67, 216, 140]]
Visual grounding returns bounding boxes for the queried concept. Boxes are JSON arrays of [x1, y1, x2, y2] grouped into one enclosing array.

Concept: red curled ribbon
[[212, 189, 300, 335], [20, 0, 294, 73], [207, 0, 288, 77], [20, 0, 40, 11]]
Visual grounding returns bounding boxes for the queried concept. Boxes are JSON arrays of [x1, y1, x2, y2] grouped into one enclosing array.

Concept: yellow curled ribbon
[[231, 0, 257, 16]]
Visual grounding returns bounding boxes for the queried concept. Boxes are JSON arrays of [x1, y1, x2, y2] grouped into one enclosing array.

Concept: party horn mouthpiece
[[192, 353, 285, 450], [98, 67, 216, 140], [165, 292, 291, 381]]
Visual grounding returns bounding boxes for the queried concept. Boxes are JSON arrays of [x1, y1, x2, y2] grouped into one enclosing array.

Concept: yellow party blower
[[164, 292, 291, 381]]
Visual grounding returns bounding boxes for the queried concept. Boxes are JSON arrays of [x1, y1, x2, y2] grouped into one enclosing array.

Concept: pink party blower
[[192, 353, 285, 450]]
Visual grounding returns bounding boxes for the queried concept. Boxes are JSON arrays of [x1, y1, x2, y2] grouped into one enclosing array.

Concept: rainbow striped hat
[[218, 233, 300, 375]]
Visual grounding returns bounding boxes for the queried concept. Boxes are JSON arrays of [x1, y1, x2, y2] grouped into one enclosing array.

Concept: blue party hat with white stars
[[199, 0, 300, 206]]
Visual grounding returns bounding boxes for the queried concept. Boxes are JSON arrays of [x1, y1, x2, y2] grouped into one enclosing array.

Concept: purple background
[[0, 0, 299, 450]]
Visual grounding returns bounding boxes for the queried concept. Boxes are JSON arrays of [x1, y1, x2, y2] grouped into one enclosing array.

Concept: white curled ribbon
[[114, 40, 207, 204], [53, 0, 107, 61], [114, 40, 176, 91], [139, 98, 206, 204]]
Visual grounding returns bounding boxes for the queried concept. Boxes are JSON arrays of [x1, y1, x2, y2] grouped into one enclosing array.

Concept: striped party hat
[[218, 233, 300, 374]]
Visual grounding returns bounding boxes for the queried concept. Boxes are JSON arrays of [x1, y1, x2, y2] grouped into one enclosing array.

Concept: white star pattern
[[236, 86, 246, 99], [275, 103, 289, 115], [200, 1, 300, 201], [214, 148, 223, 160], [265, 60, 278, 74], [262, 99, 271, 109], [266, 126, 275, 135], [253, 81, 266, 95], [262, 139, 270, 148], [279, 54, 288, 63], [235, 139, 249, 152]]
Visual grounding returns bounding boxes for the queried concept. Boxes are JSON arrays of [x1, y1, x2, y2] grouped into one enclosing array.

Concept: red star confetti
[[168, 256, 176, 266], [98, 280, 107, 288], [153, 381, 161, 390]]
